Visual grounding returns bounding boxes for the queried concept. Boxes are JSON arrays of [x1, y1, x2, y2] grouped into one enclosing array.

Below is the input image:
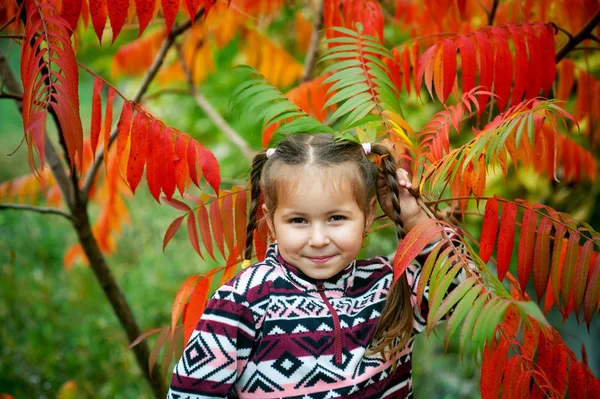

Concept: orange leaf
[[183, 274, 213, 344], [556, 59, 575, 101], [197, 200, 216, 261], [220, 192, 235, 253], [163, 215, 185, 251], [126, 112, 148, 193], [210, 199, 226, 258], [220, 244, 241, 285], [171, 274, 201, 337], [392, 218, 444, 283], [480, 197, 499, 263], [517, 208, 536, 291], [116, 102, 133, 161], [90, 77, 103, 157], [187, 212, 203, 258]]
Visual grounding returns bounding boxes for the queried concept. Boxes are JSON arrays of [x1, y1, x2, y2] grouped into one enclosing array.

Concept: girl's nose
[[308, 226, 330, 247]]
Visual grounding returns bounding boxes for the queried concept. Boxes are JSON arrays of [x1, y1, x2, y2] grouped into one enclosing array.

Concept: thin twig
[[301, 0, 324, 82], [0, 34, 24, 39], [175, 43, 255, 161], [0, 203, 72, 220], [555, 9, 600, 62], [487, 0, 499, 26], [0, 15, 16, 32], [82, 7, 207, 199]]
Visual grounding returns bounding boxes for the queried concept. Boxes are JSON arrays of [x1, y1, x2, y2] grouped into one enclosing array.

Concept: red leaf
[[183, 274, 213, 344], [441, 39, 456, 103], [560, 232, 580, 312], [517, 208, 536, 291], [254, 194, 269, 261], [163, 215, 185, 251], [90, 77, 103, 157], [500, 356, 522, 399], [210, 199, 226, 258], [163, 196, 192, 212], [107, 0, 129, 41], [392, 218, 444, 283], [187, 141, 200, 188], [457, 34, 476, 94], [586, 375, 600, 399], [507, 25, 527, 107], [126, 112, 148, 193], [187, 212, 203, 258], [220, 244, 241, 285], [474, 31, 493, 115], [60, 0, 82, 31], [491, 27, 512, 111], [536, 23, 556, 97], [116, 102, 133, 161], [583, 255, 600, 329], [184, 0, 200, 22], [550, 225, 567, 308], [417, 44, 437, 100], [533, 217, 552, 301], [411, 42, 420, 95], [103, 86, 116, 172], [161, 0, 179, 36], [401, 45, 411, 95], [197, 144, 221, 193], [573, 241, 593, 319], [522, 24, 542, 99], [521, 319, 539, 360], [198, 201, 216, 261], [160, 128, 176, 200], [497, 202, 517, 282], [235, 189, 247, 255], [547, 344, 568, 396], [481, 340, 510, 399], [173, 135, 188, 196], [89, 0, 107, 42], [480, 197, 499, 264], [220, 193, 235, 253], [567, 361, 587, 399], [134, 0, 156, 36], [145, 120, 162, 202]]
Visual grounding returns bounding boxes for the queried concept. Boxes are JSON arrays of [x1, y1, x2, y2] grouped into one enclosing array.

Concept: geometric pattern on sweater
[[168, 242, 465, 399]]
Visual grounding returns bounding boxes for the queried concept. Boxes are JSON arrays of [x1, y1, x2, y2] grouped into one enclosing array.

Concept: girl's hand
[[376, 168, 431, 233]]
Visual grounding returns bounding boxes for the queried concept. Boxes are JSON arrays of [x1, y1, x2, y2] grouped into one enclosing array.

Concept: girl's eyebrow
[[280, 208, 353, 217]]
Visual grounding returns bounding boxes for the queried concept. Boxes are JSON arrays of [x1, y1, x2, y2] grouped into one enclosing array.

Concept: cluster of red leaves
[[415, 23, 556, 112], [480, 197, 600, 326], [481, 299, 600, 398], [21, 0, 84, 172]]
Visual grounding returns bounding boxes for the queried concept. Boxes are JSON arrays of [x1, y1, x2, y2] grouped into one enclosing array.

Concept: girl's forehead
[[276, 164, 359, 192]]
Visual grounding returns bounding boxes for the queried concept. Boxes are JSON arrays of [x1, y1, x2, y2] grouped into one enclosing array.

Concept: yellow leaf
[[57, 380, 78, 399]]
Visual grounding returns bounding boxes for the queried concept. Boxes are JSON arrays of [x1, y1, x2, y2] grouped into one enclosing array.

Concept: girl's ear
[[262, 203, 276, 240], [365, 197, 377, 229]]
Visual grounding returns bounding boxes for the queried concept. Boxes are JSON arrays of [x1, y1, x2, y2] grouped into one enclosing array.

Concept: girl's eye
[[329, 215, 347, 222], [289, 217, 307, 224]]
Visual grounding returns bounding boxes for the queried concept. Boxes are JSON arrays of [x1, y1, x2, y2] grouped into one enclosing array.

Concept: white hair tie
[[361, 142, 372, 155], [266, 148, 276, 158]]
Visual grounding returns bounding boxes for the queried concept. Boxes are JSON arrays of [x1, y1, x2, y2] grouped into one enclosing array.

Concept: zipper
[[316, 280, 343, 364]]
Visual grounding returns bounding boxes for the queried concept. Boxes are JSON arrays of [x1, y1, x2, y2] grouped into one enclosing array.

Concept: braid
[[368, 143, 413, 367], [244, 151, 269, 261]]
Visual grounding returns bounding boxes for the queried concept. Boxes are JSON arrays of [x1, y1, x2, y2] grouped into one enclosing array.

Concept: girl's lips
[[306, 255, 335, 264]]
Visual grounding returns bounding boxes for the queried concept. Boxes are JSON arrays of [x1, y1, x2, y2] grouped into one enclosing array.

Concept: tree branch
[[82, 7, 207, 199], [301, 0, 324, 82], [175, 43, 255, 161], [0, 203, 72, 220], [555, 9, 600, 62]]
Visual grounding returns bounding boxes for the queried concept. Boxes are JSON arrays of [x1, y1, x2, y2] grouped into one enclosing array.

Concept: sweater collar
[[266, 244, 356, 298]]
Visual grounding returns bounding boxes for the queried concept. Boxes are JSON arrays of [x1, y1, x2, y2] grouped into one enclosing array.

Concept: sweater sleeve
[[407, 231, 474, 333], [167, 284, 256, 399]]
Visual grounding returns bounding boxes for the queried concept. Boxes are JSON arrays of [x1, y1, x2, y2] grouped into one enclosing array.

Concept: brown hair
[[244, 133, 413, 363]]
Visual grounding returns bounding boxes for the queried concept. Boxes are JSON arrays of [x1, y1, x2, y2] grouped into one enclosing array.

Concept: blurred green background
[[1, 4, 600, 398]]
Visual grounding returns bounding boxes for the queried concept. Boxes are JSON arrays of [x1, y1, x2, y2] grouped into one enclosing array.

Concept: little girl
[[168, 134, 463, 398]]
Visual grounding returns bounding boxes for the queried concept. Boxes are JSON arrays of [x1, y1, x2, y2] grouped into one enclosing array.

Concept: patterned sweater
[[168, 242, 463, 399]]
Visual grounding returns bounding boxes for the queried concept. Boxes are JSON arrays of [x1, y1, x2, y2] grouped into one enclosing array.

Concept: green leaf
[[430, 275, 477, 329], [444, 285, 482, 349], [459, 291, 489, 356], [324, 83, 370, 108], [330, 92, 372, 121]]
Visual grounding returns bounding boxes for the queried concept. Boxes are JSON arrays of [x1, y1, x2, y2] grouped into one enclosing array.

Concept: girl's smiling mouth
[[305, 255, 336, 264]]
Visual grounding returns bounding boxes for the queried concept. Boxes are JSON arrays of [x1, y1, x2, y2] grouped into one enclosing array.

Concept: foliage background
[[1, 1, 599, 398]]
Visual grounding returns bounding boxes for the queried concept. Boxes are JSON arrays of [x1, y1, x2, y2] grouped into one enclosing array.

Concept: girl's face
[[264, 167, 375, 280]]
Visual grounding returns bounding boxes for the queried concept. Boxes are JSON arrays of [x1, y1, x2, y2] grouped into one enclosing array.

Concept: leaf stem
[[0, 15, 16, 31], [301, 0, 324, 82], [0, 203, 72, 220]]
